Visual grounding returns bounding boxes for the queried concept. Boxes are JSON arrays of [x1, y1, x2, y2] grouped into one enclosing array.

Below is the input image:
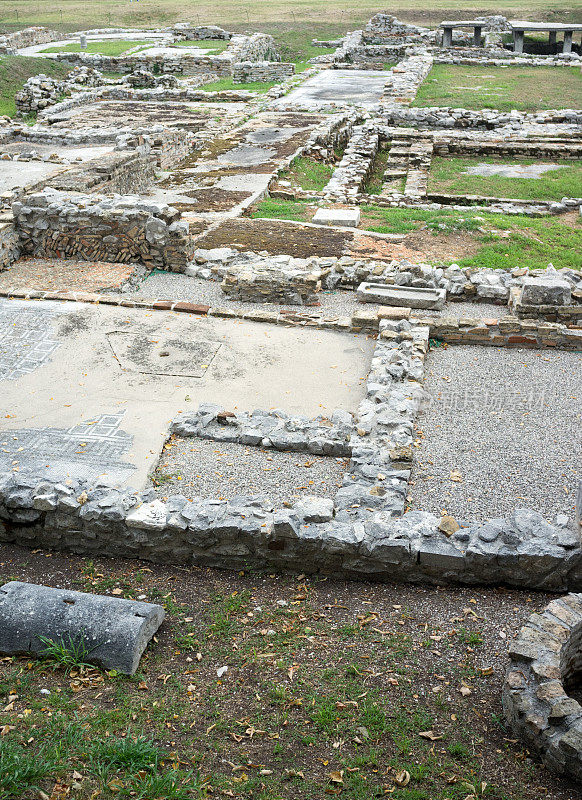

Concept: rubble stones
[[503, 594, 582, 781]]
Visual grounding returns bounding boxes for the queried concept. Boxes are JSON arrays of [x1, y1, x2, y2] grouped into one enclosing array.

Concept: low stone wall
[[43, 149, 155, 195], [381, 106, 582, 129], [324, 124, 379, 200], [12, 189, 194, 272], [364, 14, 435, 44], [0, 222, 21, 272], [221, 265, 323, 305], [425, 315, 582, 350], [503, 594, 582, 781], [232, 61, 294, 82], [173, 405, 352, 456], [45, 32, 280, 77], [385, 51, 434, 104], [0, 26, 60, 53], [50, 50, 234, 77]]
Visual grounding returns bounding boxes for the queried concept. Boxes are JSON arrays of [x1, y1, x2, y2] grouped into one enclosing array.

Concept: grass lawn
[[171, 39, 230, 52], [41, 40, 153, 56], [414, 64, 582, 112], [0, 545, 578, 800], [3, 1, 581, 31], [360, 205, 582, 270], [201, 77, 278, 93], [428, 156, 582, 201], [0, 55, 71, 116], [280, 156, 334, 191]]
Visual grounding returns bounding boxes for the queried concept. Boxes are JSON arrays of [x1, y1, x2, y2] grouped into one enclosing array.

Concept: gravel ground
[[130, 273, 514, 321], [409, 345, 582, 524], [152, 436, 348, 506], [419, 300, 512, 318], [131, 272, 362, 317]]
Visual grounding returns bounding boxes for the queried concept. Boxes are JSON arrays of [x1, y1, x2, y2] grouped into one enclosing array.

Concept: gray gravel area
[[131, 272, 361, 317], [409, 345, 582, 525], [152, 436, 348, 506], [415, 301, 512, 319]]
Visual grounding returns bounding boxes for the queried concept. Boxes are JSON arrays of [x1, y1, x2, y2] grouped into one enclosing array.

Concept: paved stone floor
[[0, 258, 141, 293], [273, 69, 390, 109], [410, 345, 582, 524], [0, 298, 372, 487]]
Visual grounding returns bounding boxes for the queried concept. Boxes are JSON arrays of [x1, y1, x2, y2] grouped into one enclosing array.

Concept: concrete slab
[[312, 207, 361, 227], [273, 70, 389, 109], [0, 299, 372, 488], [357, 283, 446, 309], [0, 581, 164, 675]]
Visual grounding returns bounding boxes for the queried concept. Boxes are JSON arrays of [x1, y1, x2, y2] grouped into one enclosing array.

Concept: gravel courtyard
[[410, 344, 582, 524]]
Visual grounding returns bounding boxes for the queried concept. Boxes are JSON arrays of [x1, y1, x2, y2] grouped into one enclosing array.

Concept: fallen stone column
[[0, 581, 164, 674]]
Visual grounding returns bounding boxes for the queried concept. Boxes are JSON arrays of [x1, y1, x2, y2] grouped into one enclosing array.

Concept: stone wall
[[12, 189, 194, 272], [221, 265, 323, 305], [381, 105, 582, 129], [0, 26, 60, 53], [503, 594, 582, 781], [232, 61, 294, 83], [43, 149, 156, 195], [45, 32, 280, 77], [0, 222, 21, 272]]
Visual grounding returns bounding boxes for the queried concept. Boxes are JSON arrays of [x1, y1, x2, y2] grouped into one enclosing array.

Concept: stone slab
[[312, 207, 361, 227], [0, 581, 164, 674], [520, 277, 572, 306], [357, 282, 446, 310]]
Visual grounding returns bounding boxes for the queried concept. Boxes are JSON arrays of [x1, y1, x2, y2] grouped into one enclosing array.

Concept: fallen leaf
[[418, 730, 443, 741]]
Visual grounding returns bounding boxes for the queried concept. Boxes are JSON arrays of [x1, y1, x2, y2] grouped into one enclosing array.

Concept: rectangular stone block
[[357, 282, 446, 310], [312, 207, 361, 227]]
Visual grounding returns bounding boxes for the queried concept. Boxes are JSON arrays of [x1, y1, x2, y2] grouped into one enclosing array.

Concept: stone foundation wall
[[12, 189, 194, 272], [221, 265, 323, 305], [43, 150, 155, 195], [0, 26, 60, 53], [381, 106, 582, 129], [0, 323, 580, 590], [503, 594, 582, 781], [50, 51, 234, 77], [0, 222, 21, 272], [232, 61, 294, 82]]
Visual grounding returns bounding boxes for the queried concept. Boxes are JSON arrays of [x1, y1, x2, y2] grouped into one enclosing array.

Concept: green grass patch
[[0, 55, 71, 117], [280, 156, 333, 190], [414, 64, 582, 112], [251, 198, 314, 221], [200, 77, 277, 93], [360, 204, 582, 270], [428, 156, 582, 201], [41, 40, 153, 56], [171, 38, 230, 51]]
